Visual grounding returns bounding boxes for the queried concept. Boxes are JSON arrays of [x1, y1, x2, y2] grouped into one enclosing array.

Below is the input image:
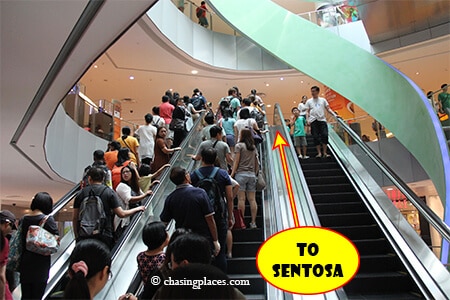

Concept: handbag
[[256, 170, 266, 191], [232, 208, 246, 230], [246, 119, 263, 144], [169, 118, 185, 131], [25, 215, 59, 256], [7, 223, 23, 271]]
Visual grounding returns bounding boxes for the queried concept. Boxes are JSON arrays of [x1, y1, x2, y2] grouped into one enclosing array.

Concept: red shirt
[[159, 102, 174, 124]]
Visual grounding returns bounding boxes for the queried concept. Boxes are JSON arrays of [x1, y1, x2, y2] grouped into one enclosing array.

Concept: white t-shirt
[[297, 102, 308, 116], [305, 97, 329, 123], [136, 124, 157, 160], [234, 118, 257, 138], [114, 183, 142, 229]]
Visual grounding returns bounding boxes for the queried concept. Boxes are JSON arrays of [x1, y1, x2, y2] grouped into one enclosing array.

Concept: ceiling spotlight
[[266, 83, 270, 87], [415, 72, 419, 75], [300, 80, 304, 84], [191, 70, 198, 75], [266, 104, 272, 108], [129, 76, 135, 80], [280, 77, 284, 81], [94, 65, 98, 69]]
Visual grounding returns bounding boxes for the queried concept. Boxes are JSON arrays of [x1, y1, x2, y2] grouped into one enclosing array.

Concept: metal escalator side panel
[[328, 128, 450, 298]]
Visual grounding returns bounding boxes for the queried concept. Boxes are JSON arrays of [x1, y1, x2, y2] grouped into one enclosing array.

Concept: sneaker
[[324, 154, 331, 158], [316, 153, 322, 158], [249, 223, 257, 229], [226, 253, 232, 259], [303, 155, 310, 159], [298, 155, 303, 159]]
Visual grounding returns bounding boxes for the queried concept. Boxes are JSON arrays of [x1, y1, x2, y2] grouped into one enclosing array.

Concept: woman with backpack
[[114, 166, 152, 240], [230, 129, 259, 229]]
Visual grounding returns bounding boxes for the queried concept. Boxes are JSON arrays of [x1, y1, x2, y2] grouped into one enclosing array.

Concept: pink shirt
[[159, 102, 175, 124]]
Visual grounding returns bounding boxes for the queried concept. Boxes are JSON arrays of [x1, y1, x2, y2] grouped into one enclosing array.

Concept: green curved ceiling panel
[[207, 0, 449, 258]]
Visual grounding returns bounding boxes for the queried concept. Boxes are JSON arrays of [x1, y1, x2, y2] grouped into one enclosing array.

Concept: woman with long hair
[[114, 165, 152, 238], [64, 239, 112, 300], [112, 148, 138, 190], [19, 192, 59, 300], [151, 127, 181, 177], [230, 129, 259, 229]]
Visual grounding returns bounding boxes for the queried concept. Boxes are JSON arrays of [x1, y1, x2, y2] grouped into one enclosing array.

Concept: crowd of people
[[1, 86, 268, 299]]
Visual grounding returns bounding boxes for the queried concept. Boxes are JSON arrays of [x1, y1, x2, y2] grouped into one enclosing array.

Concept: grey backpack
[[78, 186, 107, 237]]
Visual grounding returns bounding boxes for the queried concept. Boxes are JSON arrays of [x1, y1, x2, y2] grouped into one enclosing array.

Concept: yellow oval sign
[[256, 226, 360, 295]]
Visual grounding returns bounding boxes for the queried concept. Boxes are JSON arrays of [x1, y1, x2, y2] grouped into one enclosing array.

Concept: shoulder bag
[[26, 215, 59, 256]]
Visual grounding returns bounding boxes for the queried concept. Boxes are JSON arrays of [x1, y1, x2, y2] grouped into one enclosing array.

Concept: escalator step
[[358, 254, 403, 273], [309, 183, 354, 194], [351, 238, 392, 255], [228, 257, 257, 274], [318, 212, 375, 227], [315, 202, 366, 214], [302, 168, 344, 177], [312, 192, 360, 203], [233, 228, 263, 242], [232, 242, 261, 257], [300, 161, 339, 170], [352, 238, 393, 255], [327, 224, 384, 240], [306, 175, 348, 185], [345, 272, 419, 294]]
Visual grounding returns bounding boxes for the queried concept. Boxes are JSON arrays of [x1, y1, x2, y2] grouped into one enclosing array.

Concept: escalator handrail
[[49, 184, 81, 217], [331, 113, 450, 242]]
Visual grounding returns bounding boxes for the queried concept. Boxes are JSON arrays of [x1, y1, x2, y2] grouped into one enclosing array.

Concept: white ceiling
[[0, 0, 449, 211]]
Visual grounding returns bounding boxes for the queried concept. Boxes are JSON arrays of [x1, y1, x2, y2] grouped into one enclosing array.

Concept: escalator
[[301, 141, 423, 298], [9, 115, 208, 300], [263, 104, 450, 299]]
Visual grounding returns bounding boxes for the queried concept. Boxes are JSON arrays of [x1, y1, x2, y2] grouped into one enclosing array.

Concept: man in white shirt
[[136, 113, 157, 165], [305, 86, 334, 158]]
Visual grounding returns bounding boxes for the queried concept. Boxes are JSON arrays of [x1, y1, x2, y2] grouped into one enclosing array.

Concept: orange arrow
[[272, 131, 300, 227]]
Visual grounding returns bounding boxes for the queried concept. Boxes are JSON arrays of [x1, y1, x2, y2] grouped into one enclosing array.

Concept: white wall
[[45, 105, 110, 183]]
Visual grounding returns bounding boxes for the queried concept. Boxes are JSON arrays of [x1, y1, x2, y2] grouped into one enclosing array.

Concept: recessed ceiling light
[[129, 76, 135, 80], [415, 72, 419, 75], [300, 80, 304, 84], [293, 101, 297, 103], [280, 77, 284, 80], [266, 83, 269, 87], [191, 70, 198, 75], [266, 104, 272, 108], [94, 65, 98, 68]]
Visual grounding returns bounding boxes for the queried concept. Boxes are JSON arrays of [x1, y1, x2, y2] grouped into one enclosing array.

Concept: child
[[137, 222, 169, 284], [290, 107, 309, 159]]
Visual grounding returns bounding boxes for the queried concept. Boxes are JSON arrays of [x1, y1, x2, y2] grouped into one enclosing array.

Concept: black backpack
[[194, 167, 225, 218], [196, 7, 203, 18], [250, 109, 265, 129], [191, 96, 205, 111], [78, 186, 107, 237]]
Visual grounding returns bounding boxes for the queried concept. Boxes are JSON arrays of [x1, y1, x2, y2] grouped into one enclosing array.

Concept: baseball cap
[[0, 210, 17, 230]]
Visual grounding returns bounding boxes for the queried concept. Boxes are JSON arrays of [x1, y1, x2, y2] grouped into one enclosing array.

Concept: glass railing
[[170, 0, 360, 38], [328, 112, 450, 260], [170, 0, 238, 35], [296, 3, 360, 28]]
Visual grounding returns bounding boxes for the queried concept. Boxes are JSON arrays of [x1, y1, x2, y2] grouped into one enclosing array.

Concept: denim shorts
[[235, 172, 256, 192]]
